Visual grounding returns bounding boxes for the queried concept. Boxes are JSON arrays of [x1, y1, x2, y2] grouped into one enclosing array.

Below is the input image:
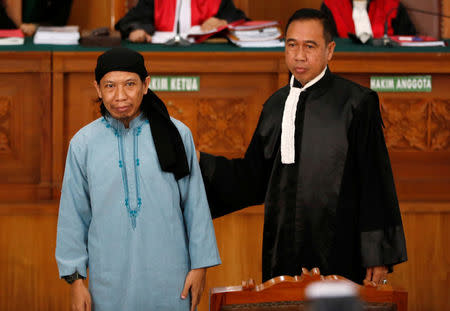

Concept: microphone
[[165, 0, 191, 46], [371, 7, 398, 47], [372, 6, 450, 47]]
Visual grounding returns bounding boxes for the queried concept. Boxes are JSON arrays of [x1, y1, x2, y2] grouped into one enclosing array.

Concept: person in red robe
[[321, 0, 415, 39], [115, 0, 247, 43]]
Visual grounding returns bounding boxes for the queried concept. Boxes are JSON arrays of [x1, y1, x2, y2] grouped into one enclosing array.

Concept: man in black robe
[[199, 8, 407, 285], [115, 0, 247, 42]]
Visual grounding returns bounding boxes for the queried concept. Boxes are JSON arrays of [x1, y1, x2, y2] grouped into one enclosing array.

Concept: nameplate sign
[[149, 76, 200, 92], [370, 76, 432, 92]]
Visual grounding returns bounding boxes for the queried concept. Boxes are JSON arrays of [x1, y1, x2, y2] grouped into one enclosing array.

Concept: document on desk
[[389, 36, 446, 47], [151, 31, 194, 44], [33, 26, 80, 45], [0, 29, 24, 45]]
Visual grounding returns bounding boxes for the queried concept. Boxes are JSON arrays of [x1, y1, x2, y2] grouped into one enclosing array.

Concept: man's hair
[[285, 8, 334, 43]]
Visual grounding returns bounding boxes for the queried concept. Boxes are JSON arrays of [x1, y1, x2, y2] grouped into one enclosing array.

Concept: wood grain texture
[[0, 52, 52, 201], [67, 0, 111, 31], [1, 202, 448, 311], [0, 45, 449, 311]]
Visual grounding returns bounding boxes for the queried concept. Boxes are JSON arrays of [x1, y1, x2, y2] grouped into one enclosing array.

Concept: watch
[[63, 271, 85, 284]]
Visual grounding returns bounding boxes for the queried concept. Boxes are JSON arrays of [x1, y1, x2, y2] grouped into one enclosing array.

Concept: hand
[[71, 279, 92, 311], [128, 29, 152, 43], [20, 23, 37, 36], [200, 17, 227, 32], [181, 268, 206, 311], [363, 265, 388, 287]]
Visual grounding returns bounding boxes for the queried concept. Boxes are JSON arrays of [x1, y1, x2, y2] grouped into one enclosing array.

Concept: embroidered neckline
[[102, 116, 148, 229]]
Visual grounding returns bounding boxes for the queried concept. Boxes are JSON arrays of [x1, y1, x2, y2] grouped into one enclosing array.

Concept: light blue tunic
[[56, 114, 221, 311]]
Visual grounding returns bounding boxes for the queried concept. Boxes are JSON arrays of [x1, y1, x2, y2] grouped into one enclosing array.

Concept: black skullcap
[[95, 47, 148, 83]]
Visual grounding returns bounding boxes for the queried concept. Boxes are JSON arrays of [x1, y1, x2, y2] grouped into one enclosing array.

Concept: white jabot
[[281, 66, 327, 164], [175, 0, 192, 35], [352, 0, 373, 43]]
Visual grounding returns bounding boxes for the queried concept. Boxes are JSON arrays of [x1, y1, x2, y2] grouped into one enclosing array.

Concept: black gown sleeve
[[391, 2, 416, 35], [200, 113, 273, 218], [351, 92, 407, 268], [22, 0, 73, 26], [320, 3, 339, 38], [115, 0, 155, 39], [45, 0, 73, 26], [214, 0, 248, 22]]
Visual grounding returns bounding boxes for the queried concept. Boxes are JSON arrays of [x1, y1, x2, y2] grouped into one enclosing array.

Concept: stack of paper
[[0, 29, 24, 45], [228, 21, 279, 31], [151, 31, 195, 44], [187, 19, 244, 43], [33, 26, 80, 45], [389, 35, 446, 47], [227, 21, 284, 48]]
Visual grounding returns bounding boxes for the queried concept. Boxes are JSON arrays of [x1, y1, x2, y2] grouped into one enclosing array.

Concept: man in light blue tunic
[[55, 47, 221, 311]]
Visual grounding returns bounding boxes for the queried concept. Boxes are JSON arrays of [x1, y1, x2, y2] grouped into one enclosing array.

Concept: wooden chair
[[209, 268, 407, 311]]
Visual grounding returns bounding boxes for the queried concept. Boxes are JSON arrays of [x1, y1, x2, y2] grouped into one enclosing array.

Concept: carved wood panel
[[380, 97, 450, 152], [197, 97, 247, 154], [0, 74, 49, 185], [0, 96, 11, 153], [430, 99, 450, 151], [381, 98, 428, 150]]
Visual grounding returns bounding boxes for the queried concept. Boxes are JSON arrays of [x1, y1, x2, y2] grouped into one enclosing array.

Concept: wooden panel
[[242, 0, 322, 33], [1, 202, 448, 311], [1, 48, 446, 311], [0, 52, 52, 201], [67, 0, 111, 31], [442, 0, 450, 38], [52, 52, 282, 193], [0, 212, 70, 311]]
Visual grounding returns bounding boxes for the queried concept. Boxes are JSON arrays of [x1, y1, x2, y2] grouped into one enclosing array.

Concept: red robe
[[154, 0, 222, 31], [323, 0, 400, 38]]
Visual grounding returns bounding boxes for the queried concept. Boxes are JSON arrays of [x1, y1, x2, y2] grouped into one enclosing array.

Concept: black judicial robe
[[22, 0, 73, 26], [200, 69, 407, 283], [115, 0, 247, 39]]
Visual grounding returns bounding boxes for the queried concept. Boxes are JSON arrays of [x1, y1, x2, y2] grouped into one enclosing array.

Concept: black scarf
[[142, 90, 190, 180]]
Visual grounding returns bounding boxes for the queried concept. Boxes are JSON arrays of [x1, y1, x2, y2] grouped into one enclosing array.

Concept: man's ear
[[94, 81, 102, 99], [327, 41, 336, 62], [143, 76, 151, 94]]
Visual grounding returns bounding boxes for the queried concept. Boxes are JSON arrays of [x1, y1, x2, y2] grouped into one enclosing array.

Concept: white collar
[[291, 65, 328, 90], [281, 66, 328, 164]]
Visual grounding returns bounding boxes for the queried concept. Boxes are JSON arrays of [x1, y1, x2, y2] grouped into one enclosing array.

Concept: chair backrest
[[209, 269, 407, 311]]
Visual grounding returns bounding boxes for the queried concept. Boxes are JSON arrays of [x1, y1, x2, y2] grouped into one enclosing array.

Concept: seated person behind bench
[[115, 0, 247, 43]]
